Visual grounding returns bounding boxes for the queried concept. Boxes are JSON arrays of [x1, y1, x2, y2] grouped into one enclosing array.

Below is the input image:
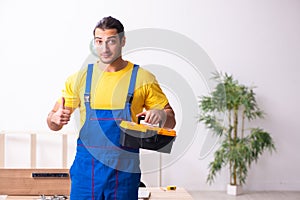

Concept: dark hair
[[93, 16, 124, 39]]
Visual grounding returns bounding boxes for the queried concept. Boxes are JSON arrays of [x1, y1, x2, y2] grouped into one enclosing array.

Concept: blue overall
[[69, 64, 141, 200]]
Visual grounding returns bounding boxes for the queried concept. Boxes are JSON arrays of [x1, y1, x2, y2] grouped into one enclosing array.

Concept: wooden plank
[[0, 169, 70, 195], [147, 187, 194, 200], [62, 134, 68, 169], [30, 134, 36, 169], [0, 134, 4, 168]]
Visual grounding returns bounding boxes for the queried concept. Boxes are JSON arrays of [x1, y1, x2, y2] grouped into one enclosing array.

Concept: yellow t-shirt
[[62, 61, 169, 126]]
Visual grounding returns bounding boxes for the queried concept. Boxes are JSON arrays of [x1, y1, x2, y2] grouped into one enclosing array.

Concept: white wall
[[0, 0, 300, 192]]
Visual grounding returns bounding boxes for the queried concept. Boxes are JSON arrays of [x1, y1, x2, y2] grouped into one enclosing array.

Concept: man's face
[[94, 28, 125, 64]]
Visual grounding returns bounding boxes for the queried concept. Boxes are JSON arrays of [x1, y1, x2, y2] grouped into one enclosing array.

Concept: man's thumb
[[61, 97, 65, 109]]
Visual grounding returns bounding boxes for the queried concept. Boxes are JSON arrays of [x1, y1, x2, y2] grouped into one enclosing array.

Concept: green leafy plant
[[199, 72, 275, 186]]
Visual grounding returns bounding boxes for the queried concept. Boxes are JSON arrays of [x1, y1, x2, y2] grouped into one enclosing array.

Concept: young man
[[47, 16, 175, 200]]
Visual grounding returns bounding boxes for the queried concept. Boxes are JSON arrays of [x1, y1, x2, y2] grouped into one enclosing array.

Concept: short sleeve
[[130, 67, 169, 123], [61, 72, 81, 109], [144, 78, 169, 110]]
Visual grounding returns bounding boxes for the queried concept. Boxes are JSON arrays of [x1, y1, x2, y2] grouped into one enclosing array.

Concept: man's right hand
[[47, 97, 71, 131], [51, 97, 71, 125]]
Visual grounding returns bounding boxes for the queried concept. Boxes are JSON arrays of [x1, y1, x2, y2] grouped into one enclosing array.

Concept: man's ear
[[121, 36, 126, 47]]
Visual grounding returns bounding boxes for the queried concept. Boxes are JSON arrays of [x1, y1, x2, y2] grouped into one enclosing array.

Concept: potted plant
[[198, 72, 275, 195]]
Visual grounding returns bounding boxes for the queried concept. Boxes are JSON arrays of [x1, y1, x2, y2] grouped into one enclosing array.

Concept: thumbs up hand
[[50, 97, 71, 126], [61, 96, 65, 109]]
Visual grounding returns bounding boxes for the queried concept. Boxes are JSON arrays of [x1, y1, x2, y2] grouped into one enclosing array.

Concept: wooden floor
[[188, 191, 300, 200]]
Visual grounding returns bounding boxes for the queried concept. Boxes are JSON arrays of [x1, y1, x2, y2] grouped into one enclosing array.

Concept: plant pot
[[227, 184, 242, 195]]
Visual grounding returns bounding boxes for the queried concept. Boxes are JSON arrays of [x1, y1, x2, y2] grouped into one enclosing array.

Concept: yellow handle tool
[[166, 185, 177, 191]]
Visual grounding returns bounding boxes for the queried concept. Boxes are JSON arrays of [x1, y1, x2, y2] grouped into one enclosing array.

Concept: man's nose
[[101, 41, 109, 51]]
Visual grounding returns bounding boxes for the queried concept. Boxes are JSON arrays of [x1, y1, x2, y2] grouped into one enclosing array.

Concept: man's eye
[[95, 40, 102, 45], [107, 39, 117, 45]]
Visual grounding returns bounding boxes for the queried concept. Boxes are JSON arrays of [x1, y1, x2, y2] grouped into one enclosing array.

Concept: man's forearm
[[164, 108, 176, 129]]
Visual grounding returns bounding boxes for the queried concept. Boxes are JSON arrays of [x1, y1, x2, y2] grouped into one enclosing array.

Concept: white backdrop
[[0, 0, 300, 192]]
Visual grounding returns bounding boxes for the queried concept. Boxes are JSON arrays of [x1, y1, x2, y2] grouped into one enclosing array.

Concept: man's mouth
[[101, 53, 111, 58]]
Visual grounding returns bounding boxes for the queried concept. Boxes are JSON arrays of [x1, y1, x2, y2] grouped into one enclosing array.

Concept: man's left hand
[[136, 109, 167, 126]]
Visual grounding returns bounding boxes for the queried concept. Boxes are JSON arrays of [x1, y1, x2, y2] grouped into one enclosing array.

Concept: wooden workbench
[[1, 187, 193, 200]]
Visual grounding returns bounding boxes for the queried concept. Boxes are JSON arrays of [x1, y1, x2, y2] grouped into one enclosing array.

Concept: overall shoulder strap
[[84, 64, 94, 103], [126, 64, 139, 104]]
